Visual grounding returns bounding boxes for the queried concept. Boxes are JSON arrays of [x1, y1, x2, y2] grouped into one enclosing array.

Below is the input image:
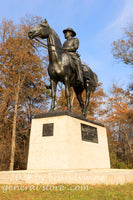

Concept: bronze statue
[[62, 27, 83, 86], [28, 19, 98, 117]]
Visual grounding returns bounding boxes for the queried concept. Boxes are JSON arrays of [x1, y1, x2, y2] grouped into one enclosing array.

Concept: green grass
[[0, 184, 133, 200]]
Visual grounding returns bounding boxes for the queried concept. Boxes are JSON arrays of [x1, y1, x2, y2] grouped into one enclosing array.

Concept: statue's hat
[[63, 27, 76, 37]]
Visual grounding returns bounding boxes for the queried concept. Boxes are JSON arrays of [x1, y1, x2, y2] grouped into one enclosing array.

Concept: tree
[[104, 84, 133, 168], [0, 17, 49, 170], [112, 22, 133, 66], [111, 22, 133, 167]]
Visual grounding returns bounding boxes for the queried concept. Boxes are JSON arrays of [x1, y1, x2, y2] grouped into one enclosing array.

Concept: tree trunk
[[122, 125, 133, 155], [9, 74, 20, 171]]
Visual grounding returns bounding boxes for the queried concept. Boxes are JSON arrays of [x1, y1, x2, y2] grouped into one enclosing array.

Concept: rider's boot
[[76, 63, 84, 86]]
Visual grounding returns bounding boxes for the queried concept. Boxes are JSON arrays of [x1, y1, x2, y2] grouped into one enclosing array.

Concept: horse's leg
[[74, 87, 84, 113], [65, 77, 71, 112], [49, 79, 57, 112], [83, 80, 91, 117]]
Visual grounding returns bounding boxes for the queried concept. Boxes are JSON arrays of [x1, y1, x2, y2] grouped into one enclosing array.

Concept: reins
[[34, 38, 48, 49], [31, 37, 63, 52]]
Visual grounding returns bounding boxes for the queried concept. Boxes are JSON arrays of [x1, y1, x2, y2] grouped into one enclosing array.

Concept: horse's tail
[[92, 72, 98, 92], [81, 64, 98, 92]]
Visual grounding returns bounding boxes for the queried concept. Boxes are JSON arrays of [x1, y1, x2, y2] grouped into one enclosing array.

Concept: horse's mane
[[50, 27, 62, 48]]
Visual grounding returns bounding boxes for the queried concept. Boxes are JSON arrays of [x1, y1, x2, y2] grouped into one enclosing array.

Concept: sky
[[0, 0, 133, 92]]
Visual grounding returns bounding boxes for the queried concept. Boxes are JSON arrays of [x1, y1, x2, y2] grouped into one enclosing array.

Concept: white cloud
[[105, 0, 132, 33], [96, 0, 133, 42]]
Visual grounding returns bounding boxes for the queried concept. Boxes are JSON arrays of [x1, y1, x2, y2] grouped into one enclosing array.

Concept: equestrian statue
[[28, 19, 98, 117]]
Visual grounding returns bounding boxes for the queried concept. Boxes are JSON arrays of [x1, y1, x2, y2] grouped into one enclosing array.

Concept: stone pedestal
[[27, 111, 110, 170]]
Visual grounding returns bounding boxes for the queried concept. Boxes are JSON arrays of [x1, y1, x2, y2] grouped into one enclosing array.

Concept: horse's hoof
[[81, 113, 86, 118], [67, 109, 71, 113]]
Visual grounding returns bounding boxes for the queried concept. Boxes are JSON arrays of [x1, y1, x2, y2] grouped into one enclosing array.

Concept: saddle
[[65, 51, 81, 72]]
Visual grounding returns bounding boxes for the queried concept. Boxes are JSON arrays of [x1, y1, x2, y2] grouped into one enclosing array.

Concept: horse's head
[[28, 19, 50, 39]]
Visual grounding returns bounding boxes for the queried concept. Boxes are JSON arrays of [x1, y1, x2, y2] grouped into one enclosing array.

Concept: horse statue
[[28, 19, 98, 117]]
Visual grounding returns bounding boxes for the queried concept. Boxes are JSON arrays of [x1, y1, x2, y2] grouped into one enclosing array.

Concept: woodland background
[[0, 16, 132, 171]]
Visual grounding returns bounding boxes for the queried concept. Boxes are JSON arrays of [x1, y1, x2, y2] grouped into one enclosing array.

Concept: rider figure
[[62, 27, 83, 85]]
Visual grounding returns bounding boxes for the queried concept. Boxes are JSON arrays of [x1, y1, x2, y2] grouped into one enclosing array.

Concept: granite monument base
[[27, 111, 110, 170]]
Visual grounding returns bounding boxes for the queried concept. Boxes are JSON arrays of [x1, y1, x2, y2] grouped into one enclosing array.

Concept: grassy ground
[[0, 184, 133, 200]]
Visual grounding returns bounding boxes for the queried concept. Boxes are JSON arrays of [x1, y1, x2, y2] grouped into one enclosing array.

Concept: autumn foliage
[[111, 22, 133, 167], [0, 17, 49, 170], [112, 22, 133, 66]]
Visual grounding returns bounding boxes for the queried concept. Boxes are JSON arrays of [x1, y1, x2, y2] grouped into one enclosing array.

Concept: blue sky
[[0, 0, 133, 92]]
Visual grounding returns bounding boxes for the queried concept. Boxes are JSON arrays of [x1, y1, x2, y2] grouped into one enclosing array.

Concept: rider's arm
[[63, 38, 79, 52], [73, 38, 79, 51]]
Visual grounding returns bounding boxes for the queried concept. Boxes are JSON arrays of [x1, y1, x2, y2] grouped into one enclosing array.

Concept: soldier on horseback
[[62, 27, 83, 85], [28, 20, 98, 116]]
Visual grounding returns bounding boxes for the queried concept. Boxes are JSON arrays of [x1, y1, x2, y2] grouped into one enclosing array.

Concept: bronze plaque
[[81, 123, 98, 143], [42, 123, 54, 136]]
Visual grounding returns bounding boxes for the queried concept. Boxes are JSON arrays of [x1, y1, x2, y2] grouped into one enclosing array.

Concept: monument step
[[0, 169, 133, 185]]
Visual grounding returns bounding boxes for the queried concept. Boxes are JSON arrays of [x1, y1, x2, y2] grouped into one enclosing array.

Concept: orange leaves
[[0, 17, 50, 170], [121, 40, 125, 43], [0, 18, 49, 119], [111, 84, 124, 94], [106, 84, 132, 123], [56, 82, 106, 119], [109, 102, 130, 122], [112, 22, 133, 66]]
